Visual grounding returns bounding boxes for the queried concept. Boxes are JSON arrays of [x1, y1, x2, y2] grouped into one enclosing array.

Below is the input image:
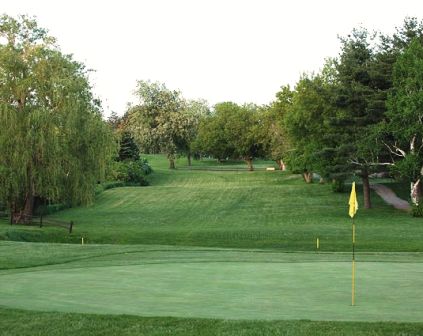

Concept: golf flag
[[349, 182, 358, 218]]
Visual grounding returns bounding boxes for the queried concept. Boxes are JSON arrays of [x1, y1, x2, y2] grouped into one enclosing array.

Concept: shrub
[[331, 178, 346, 193], [411, 203, 423, 217], [113, 158, 152, 186]]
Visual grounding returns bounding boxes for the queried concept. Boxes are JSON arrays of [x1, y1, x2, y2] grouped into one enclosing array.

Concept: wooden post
[[69, 221, 73, 234]]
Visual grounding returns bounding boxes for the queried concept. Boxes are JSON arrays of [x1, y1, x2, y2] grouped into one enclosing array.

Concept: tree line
[[121, 18, 423, 212], [1, 14, 423, 221]]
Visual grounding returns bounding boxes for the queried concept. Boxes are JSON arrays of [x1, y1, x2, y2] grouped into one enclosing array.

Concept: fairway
[[2, 157, 423, 252], [1, 242, 422, 322], [1, 159, 423, 334]]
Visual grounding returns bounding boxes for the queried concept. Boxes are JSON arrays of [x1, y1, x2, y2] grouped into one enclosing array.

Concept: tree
[[261, 86, 293, 170], [118, 131, 140, 162], [178, 99, 210, 166], [0, 15, 115, 222], [193, 105, 234, 162], [128, 81, 187, 169], [330, 28, 395, 207], [194, 102, 265, 170], [283, 74, 337, 183], [384, 39, 423, 205]]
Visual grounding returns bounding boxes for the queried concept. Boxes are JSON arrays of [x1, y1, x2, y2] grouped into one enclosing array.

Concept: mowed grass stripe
[[1, 155, 423, 250]]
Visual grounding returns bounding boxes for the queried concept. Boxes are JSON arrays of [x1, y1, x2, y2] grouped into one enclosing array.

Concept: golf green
[[1, 251, 422, 322]]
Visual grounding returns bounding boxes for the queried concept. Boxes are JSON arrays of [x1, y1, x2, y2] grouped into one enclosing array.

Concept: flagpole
[[348, 181, 358, 307], [352, 217, 355, 306]]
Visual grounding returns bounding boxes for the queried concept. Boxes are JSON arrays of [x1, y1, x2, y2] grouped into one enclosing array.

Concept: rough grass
[[2, 308, 423, 336]]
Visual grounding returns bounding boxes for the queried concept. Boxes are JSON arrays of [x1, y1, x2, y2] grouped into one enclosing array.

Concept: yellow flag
[[349, 182, 358, 218]]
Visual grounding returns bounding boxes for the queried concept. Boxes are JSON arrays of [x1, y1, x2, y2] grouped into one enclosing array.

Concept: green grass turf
[[1, 157, 423, 335], [1, 242, 423, 323], [1, 155, 421, 251], [2, 308, 423, 336]]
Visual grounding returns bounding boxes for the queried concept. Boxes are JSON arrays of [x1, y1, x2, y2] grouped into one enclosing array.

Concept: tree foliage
[[128, 80, 203, 169], [194, 102, 265, 170], [384, 39, 423, 204], [0, 14, 115, 221]]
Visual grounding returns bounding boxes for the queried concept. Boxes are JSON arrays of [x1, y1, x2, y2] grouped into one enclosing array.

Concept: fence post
[[69, 221, 73, 234]]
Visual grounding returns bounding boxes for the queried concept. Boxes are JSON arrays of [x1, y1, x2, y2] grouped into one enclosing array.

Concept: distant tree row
[[118, 83, 287, 172], [118, 18, 423, 212]]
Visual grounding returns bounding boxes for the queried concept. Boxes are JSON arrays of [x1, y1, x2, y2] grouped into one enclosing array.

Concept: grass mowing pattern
[[1, 156, 423, 335], [1, 155, 422, 251]]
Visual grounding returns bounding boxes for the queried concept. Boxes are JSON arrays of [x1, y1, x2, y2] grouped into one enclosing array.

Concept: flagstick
[[352, 218, 356, 306]]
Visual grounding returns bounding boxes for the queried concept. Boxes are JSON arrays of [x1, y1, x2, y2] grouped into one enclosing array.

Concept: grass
[[1, 155, 423, 335], [1, 242, 423, 324], [2, 308, 423, 336], [1, 155, 421, 251]]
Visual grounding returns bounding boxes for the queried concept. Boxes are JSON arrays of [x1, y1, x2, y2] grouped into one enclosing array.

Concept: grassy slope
[[1, 155, 423, 335], [1, 155, 422, 251]]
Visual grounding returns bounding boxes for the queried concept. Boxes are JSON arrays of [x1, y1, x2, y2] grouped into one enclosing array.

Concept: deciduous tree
[[0, 15, 115, 221]]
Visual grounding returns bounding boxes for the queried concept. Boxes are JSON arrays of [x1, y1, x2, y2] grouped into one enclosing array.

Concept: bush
[[411, 203, 423, 217], [113, 158, 152, 186], [331, 178, 346, 193]]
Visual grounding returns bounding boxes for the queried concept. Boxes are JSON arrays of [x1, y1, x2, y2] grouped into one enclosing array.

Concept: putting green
[[1, 255, 422, 321]]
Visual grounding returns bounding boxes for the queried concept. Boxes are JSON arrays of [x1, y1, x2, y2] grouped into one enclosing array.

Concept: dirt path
[[371, 184, 411, 211]]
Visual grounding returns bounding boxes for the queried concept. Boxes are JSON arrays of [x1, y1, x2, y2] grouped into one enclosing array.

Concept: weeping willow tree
[[0, 14, 115, 222]]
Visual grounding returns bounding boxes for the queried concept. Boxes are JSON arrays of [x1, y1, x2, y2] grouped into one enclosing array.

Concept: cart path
[[371, 184, 411, 210]]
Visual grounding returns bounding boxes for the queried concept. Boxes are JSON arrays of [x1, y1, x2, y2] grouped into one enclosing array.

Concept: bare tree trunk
[[361, 170, 371, 209], [245, 158, 254, 171], [303, 171, 313, 183], [187, 152, 192, 167], [169, 158, 175, 169], [411, 179, 422, 205], [275, 159, 286, 171]]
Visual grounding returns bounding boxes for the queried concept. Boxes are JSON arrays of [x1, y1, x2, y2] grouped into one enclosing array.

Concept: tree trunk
[[11, 193, 34, 224], [303, 171, 313, 183], [411, 179, 422, 205], [169, 158, 175, 169], [22, 192, 35, 222], [12, 168, 35, 223], [245, 158, 254, 171], [361, 171, 371, 209], [275, 159, 286, 171], [187, 152, 192, 167]]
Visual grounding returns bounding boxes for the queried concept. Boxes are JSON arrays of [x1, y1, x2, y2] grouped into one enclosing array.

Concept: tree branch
[[382, 141, 406, 157]]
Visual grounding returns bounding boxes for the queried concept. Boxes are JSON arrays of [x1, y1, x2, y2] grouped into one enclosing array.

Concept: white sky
[[2, 0, 423, 116]]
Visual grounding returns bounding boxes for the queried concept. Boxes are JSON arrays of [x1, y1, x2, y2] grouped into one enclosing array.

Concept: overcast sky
[[2, 0, 423, 116]]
